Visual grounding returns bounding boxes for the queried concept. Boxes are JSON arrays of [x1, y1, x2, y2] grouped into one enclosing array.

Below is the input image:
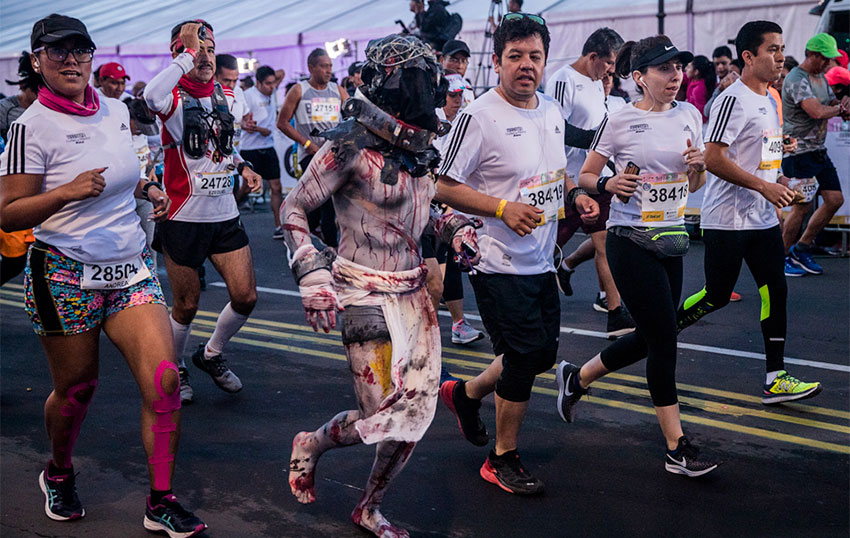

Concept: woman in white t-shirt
[[0, 14, 206, 535], [554, 35, 718, 477]]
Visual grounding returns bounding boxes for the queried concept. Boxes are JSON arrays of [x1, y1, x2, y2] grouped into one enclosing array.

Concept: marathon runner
[[0, 14, 206, 536], [545, 27, 636, 337], [283, 34, 479, 538], [277, 48, 349, 249], [555, 35, 719, 477], [437, 13, 599, 495], [677, 21, 823, 404], [144, 20, 263, 403]]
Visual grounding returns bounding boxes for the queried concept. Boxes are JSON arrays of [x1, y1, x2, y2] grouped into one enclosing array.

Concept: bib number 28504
[[82, 255, 150, 290]]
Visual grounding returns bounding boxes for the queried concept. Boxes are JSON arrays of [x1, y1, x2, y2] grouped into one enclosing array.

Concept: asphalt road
[[2, 206, 848, 538]]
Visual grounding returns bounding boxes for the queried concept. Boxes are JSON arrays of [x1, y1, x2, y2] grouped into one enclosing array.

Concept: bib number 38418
[[639, 172, 688, 222], [82, 255, 151, 290]]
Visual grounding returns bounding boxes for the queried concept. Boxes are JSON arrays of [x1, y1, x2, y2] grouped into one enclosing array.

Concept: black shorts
[[421, 226, 438, 260], [153, 217, 250, 268], [782, 149, 841, 192], [557, 191, 611, 246], [470, 272, 560, 356], [241, 147, 281, 181]]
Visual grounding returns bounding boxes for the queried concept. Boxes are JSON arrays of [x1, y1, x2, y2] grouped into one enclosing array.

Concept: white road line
[[210, 282, 850, 373]]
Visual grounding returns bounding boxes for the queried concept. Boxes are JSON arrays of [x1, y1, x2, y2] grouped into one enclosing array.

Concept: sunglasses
[[502, 13, 546, 26], [33, 46, 95, 63]]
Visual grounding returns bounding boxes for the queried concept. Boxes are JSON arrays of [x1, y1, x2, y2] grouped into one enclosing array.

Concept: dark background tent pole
[[658, 0, 665, 34]]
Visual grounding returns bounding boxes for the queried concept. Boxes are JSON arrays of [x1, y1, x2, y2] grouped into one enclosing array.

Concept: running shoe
[[729, 291, 742, 302], [439, 380, 488, 446], [272, 226, 285, 240], [143, 494, 207, 537], [789, 244, 823, 275], [556, 263, 574, 296], [762, 370, 823, 405], [191, 344, 243, 393], [593, 292, 608, 313], [664, 436, 718, 477], [440, 365, 460, 385], [451, 319, 484, 345], [555, 361, 589, 423], [606, 306, 635, 338], [783, 257, 807, 277], [39, 466, 84, 521], [178, 367, 194, 404], [480, 449, 544, 495]]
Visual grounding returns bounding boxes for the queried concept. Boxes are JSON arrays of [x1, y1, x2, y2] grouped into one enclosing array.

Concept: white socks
[[170, 316, 191, 369], [205, 302, 249, 358]]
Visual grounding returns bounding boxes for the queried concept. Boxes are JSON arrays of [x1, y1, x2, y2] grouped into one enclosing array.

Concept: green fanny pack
[[609, 225, 690, 258]]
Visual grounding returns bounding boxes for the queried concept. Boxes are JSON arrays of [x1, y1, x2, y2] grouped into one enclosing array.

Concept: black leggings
[[601, 232, 683, 407], [442, 254, 464, 302], [1, 255, 27, 285], [677, 226, 786, 373]]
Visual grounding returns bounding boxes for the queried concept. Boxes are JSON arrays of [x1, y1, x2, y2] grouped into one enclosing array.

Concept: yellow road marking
[[2, 290, 848, 452]]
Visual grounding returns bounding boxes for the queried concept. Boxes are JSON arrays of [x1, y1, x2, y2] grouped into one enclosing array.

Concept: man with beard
[[144, 20, 262, 403], [283, 34, 480, 538]]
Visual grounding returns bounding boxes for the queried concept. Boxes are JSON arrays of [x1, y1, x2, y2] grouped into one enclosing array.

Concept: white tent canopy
[[0, 0, 821, 95]]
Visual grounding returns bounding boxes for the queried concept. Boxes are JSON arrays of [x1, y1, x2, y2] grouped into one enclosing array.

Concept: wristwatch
[[237, 160, 254, 175]]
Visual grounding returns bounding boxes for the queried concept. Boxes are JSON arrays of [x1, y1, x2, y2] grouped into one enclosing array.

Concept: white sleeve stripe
[[437, 113, 472, 176], [589, 115, 608, 151], [708, 96, 736, 143]]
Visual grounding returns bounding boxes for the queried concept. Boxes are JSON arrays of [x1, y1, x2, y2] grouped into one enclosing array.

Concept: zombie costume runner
[[282, 35, 480, 538]]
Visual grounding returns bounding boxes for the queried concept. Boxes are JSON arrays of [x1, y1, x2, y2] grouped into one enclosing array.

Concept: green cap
[[805, 33, 841, 58]]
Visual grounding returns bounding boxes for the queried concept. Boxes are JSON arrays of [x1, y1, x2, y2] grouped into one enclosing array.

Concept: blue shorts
[[24, 243, 165, 336]]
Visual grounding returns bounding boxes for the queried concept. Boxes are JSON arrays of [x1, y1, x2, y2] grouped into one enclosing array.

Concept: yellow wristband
[[495, 199, 508, 219], [304, 140, 312, 149]]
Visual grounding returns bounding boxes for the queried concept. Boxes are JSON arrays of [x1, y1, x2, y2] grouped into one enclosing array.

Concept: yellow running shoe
[[763, 370, 822, 405]]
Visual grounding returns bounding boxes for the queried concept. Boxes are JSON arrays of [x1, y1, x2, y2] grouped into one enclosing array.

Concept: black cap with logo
[[442, 39, 470, 58], [632, 43, 693, 72], [31, 14, 95, 50]]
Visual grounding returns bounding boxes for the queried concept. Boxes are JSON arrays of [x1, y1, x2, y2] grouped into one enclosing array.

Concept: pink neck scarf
[[38, 84, 100, 116]]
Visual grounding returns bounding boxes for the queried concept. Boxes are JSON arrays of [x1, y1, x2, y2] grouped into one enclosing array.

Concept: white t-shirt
[[701, 80, 781, 230], [438, 89, 566, 275], [606, 95, 627, 114], [240, 86, 278, 151], [0, 98, 146, 263], [591, 101, 704, 228], [545, 64, 606, 180], [144, 53, 239, 223]]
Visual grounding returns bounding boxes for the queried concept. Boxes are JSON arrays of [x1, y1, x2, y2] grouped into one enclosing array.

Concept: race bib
[[759, 129, 783, 170], [193, 171, 234, 197], [519, 169, 566, 225], [82, 255, 151, 290], [787, 177, 819, 204], [310, 97, 340, 123], [639, 172, 688, 222]]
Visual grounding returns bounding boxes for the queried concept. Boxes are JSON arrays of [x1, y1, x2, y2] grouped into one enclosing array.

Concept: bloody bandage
[[150, 361, 180, 491]]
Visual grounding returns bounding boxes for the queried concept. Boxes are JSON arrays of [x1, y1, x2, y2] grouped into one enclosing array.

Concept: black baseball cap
[[632, 42, 693, 72], [348, 61, 363, 77], [31, 14, 95, 50], [442, 39, 470, 57]]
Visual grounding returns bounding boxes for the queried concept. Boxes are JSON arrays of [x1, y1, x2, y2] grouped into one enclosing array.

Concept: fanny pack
[[609, 225, 690, 258]]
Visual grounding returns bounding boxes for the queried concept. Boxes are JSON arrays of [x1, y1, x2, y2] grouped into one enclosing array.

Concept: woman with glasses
[[553, 35, 719, 477], [0, 14, 207, 537]]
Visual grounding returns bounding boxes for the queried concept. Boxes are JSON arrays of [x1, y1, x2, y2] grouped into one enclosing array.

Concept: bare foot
[[289, 431, 319, 503], [351, 505, 409, 538]]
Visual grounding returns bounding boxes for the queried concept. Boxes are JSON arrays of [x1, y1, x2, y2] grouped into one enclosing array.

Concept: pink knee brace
[[58, 379, 98, 468], [150, 361, 180, 491]]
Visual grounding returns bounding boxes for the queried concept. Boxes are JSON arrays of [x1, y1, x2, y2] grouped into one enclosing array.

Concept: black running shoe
[[555, 361, 589, 423], [480, 449, 544, 495], [191, 344, 242, 393], [556, 264, 574, 296], [143, 494, 207, 537], [39, 467, 84, 521], [664, 436, 718, 477], [606, 306, 635, 338], [439, 380, 488, 446]]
